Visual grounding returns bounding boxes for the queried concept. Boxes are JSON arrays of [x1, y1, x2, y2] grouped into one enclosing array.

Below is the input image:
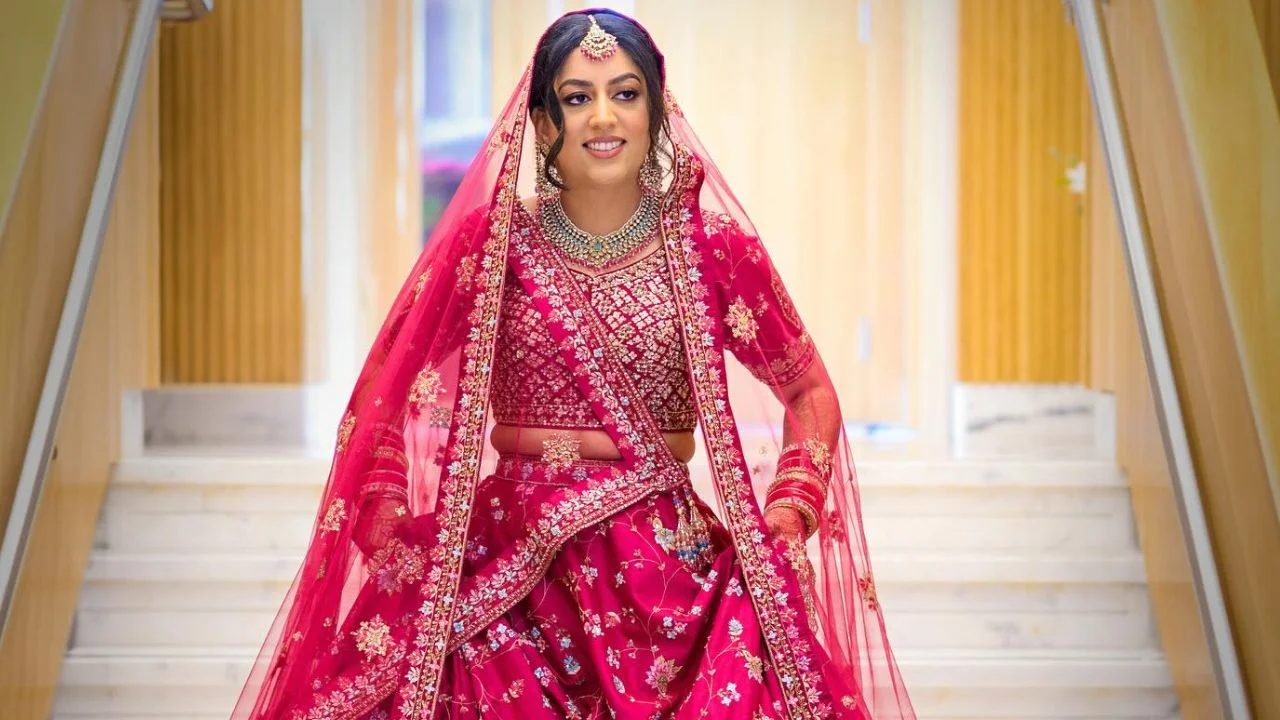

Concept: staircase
[[54, 447, 1179, 719]]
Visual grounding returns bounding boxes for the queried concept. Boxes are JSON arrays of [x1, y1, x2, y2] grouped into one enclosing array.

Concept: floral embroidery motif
[[427, 405, 452, 428], [412, 268, 431, 302], [368, 539, 426, 595], [336, 411, 356, 453], [859, 575, 880, 612], [726, 296, 759, 342], [407, 367, 444, 411], [645, 655, 682, 696], [804, 437, 833, 478], [540, 434, 582, 472], [352, 615, 392, 659], [319, 499, 347, 533], [457, 254, 478, 287]]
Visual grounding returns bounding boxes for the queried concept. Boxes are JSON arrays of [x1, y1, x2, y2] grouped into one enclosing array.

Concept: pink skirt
[[399, 454, 864, 719]]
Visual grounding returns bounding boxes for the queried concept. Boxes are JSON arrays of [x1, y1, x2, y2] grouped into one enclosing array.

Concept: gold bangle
[[765, 498, 819, 537], [767, 469, 826, 497]]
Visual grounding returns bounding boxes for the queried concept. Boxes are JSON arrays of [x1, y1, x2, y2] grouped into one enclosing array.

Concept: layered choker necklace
[[539, 193, 660, 270]]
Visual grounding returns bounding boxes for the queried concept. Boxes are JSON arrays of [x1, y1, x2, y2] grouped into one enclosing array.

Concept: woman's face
[[536, 48, 652, 193]]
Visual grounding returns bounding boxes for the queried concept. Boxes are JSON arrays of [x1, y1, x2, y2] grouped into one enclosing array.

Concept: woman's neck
[[558, 183, 643, 235]]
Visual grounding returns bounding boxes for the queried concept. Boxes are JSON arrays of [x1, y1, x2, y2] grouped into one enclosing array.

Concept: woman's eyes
[[563, 89, 640, 106]]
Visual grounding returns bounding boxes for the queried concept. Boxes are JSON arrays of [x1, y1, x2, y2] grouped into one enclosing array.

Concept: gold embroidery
[[427, 405, 453, 428], [540, 433, 582, 472], [319, 499, 346, 533], [408, 367, 444, 410], [859, 575, 880, 612], [412, 268, 431, 302], [804, 437, 833, 477], [352, 615, 392, 659], [663, 86, 684, 118], [336, 411, 356, 453], [783, 536, 820, 635], [726, 296, 759, 343], [457, 254, 477, 287]]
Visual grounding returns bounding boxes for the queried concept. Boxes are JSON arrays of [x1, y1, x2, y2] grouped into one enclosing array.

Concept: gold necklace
[[539, 194, 659, 269]]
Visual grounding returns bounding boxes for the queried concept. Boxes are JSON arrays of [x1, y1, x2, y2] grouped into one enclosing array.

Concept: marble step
[[98, 458, 1136, 553], [54, 646, 1177, 719], [73, 551, 1156, 652]]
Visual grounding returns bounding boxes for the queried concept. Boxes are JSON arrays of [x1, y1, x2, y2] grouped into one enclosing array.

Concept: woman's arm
[[711, 214, 837, 539]]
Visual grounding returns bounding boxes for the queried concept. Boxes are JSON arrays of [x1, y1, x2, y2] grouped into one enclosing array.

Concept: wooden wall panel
[[959, 0, 1090, 382], [0, 0, 130, 545], [0, 10, 160, 718], [160, 0, 303, 383], [1085, 44, 1224, 720], [1251, 0, 1280, 108], [0, 0, 68, 229], [1102, 1, 1280, 716]]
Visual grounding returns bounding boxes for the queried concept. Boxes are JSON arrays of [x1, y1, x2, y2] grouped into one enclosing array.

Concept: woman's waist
[[489, 424, 696, 463]]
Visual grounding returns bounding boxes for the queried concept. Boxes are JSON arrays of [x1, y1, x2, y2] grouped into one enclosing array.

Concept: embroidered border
[[659, 145, 832, 720], [390, 80, 532, 720], [446, 462, 688, 651]]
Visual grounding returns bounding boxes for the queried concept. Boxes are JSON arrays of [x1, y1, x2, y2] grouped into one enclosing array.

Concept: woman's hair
[[529, 10, 669, 192]]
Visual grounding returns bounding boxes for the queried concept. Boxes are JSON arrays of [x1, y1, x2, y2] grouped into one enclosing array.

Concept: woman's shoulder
[[697, 208, 760, 260]]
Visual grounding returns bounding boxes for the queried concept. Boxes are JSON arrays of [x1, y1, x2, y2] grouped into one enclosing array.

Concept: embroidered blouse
[[491, 247, 699, 433]]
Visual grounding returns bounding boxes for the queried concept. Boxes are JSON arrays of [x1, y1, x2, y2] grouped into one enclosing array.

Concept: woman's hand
[[764, 504, 807, 542], [353, 495, 412, 557]]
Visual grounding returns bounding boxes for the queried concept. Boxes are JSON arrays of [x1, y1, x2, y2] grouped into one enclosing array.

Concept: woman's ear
[[531, 108, 553, 145]]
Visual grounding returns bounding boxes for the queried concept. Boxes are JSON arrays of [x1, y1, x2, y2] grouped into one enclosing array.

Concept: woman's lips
[[585, 138, 625, 159]]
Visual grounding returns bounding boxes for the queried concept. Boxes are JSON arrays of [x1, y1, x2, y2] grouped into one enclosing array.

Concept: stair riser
[[94, 510, 1136, 553], [78, 577, 1149, 613], [52, 684, 1178, 718], [72, 601, 1155, 652], [104, 482, 1129, 518]]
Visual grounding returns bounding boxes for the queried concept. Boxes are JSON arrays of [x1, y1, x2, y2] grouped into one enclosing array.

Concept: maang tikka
[[578, 15, 619, 62]]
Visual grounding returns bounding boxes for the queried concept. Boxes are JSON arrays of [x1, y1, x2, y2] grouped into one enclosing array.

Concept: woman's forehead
[[554, 50, 644, 88]]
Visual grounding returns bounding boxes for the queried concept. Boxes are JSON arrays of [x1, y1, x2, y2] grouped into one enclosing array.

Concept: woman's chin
[[578, 167, 641, 192]]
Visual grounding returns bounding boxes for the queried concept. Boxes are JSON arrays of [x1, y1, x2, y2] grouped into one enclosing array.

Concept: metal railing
[[1065, 2, 1251, 718]]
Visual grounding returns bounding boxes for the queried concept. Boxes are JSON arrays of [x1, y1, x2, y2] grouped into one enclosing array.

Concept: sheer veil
[[230, 9, 913, 719]]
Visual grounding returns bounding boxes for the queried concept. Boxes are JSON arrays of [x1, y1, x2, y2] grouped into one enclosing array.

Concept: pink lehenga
[[230, 9, 914, 720]]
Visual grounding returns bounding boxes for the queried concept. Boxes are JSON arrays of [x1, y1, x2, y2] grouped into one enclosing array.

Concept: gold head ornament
[[579, 15, 619, 62]]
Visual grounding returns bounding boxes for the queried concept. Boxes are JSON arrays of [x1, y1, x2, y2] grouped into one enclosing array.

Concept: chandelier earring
[[639, 152, 663, 196], [535, 140, 563, 200]]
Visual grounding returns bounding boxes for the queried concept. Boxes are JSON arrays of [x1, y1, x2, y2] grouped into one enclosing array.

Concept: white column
[[301, 0, 373, 456], [905, 0, 959, 456]]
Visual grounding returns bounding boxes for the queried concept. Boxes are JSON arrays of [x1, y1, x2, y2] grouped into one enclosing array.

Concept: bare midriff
[[490, 424, 697, 464]]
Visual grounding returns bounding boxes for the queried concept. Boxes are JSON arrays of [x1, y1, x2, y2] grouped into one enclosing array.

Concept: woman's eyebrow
[[557, 73, 641, 92]]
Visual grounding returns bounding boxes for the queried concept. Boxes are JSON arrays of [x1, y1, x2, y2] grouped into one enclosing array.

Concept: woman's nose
[[589, 99, 617, 128]]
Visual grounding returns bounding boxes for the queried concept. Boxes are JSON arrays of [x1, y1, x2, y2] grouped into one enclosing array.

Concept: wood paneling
[[0, 0, 68, 229], [1101, 1, 1280, 716], [0, 0, 132, 548], [1084, 40, 1224, 720], [0, 8, 160, 718], [159, 0, 303, 383], [959, 0, 1090, 382], [1251, 0, 1280, 109], [1154, 0, 1280, 713]]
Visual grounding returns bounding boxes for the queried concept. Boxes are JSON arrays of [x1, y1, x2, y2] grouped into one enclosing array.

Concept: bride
[[230, 9, 914, 719]]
